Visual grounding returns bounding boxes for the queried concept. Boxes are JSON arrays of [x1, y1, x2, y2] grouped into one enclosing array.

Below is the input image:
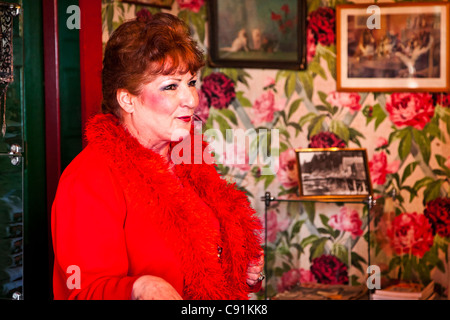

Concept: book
[[371, 281, 435, 300]]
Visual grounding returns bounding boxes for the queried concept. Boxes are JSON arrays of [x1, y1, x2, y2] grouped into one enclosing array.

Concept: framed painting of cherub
[[336, 2, 450, 92], [207, 0, 306, 70]]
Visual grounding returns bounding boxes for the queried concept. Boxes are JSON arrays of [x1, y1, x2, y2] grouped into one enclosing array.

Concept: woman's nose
[[180, 86, 198, 109]]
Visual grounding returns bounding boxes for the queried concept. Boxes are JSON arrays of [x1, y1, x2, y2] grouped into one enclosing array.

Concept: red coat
[[51, 113, 263, 300]]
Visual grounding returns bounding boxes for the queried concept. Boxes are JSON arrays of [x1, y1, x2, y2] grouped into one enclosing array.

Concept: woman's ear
[[116, 89, 136, 114]]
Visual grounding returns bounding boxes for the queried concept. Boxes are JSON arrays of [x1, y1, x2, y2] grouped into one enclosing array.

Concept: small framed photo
[[119, 0, 175, 9], [336, 2, 450, 92], [295, 148, 373, 202], [207, 0, 307, 70]]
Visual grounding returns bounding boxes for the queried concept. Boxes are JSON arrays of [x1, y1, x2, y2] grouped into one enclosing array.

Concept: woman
[[51, 13, 264, 300]]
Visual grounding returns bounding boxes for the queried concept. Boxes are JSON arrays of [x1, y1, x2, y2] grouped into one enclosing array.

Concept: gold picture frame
[[336, 2, 450, 92], [295, 148, 373, 202]]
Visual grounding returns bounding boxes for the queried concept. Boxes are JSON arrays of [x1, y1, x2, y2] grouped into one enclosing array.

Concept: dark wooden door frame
[[79, 0, 103, 148]]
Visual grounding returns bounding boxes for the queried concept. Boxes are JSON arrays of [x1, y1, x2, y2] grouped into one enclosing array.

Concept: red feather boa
[[85, 113, 263, 299]]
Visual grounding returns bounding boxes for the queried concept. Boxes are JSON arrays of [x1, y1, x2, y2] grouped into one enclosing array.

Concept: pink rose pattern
[[326, 91, 362, 114], [262, 210, 290, 243], [277, 268, 317, 293], [329, 207, 363, 240], [385, 93, 435, 130], [369, 151, 401, 186], [251, 89, 285, 124], [275, 149, 299, 189]]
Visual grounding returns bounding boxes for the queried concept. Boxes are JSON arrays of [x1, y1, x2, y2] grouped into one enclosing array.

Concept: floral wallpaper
[[102, 0, 450, 299]]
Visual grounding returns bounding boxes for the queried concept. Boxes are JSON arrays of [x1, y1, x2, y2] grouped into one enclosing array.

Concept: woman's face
[[123, 71, 199, 149]]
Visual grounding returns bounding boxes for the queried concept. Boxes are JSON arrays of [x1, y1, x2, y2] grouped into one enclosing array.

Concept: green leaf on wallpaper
[[372, 104, 387, 130], [396, 129, 412, 160], [412, 129, 431, 163], [317, 91, 332, 108], [348, 128, 364, 147], [423, 180, 444, 205], [279, 141, 289, 153], [235, 91, 252, 107], [219, 109, 238, 125], [290, 220, 304, 241], [190, 11, 206, 43], [299, 112, 317, 127], [308, 59, 327, 80], [435, 154, 450, 173], [213, 113, 232, 142], [330, 119, 350, 142], [307, 0, 322, 13], [331, 244, 348, 267], [310, 237, 327, 260], [297, 72, 314, 101], [322, 50, 336, 80], [425, 121, 445, 142], [303, 201, 316, 223], [308, 115, 327, 137], [401, 161, 418, 184], [300, 234, 318, 248], [412, 176, 434, 194], [284, 72, 297, 98], [288, 99, 302, 120], [264, 174, 276, 190]]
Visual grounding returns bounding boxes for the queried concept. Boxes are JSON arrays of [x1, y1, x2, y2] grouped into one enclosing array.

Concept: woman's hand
[[131, 275, 183, 300], [246, 252, 265, 286]]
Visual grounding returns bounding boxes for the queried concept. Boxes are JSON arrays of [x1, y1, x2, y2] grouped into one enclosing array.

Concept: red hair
[[101, 13, 205, 117]]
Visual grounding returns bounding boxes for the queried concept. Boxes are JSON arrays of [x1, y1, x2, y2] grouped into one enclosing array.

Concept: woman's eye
[[162, 84, 177, 91], [188, 80, 197, 87]]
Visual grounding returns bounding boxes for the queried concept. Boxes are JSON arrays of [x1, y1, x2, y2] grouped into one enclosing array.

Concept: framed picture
[[119, 0, 174, 9], [295, 148, 373, 202], [336, 2, 450, 92], [207, 0, 306, 70]]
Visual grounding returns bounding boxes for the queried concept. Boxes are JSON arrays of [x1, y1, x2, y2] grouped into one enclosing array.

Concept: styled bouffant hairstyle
[[101, 12, 205, 117]]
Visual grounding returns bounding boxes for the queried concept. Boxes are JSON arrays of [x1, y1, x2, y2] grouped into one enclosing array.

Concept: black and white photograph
[[296, 148, 372, 201]]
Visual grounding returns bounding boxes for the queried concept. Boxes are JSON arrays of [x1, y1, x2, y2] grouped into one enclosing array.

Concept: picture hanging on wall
[[207, 0, 307, 70], [295, 148, 373, 202], [336, 2, 450, 92], [119, 0, 174, 9]]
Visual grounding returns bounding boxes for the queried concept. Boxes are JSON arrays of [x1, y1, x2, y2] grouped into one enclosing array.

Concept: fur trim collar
[[85, 113, 262, 300]]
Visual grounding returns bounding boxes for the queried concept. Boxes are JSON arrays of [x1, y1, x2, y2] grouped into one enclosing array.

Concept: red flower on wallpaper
[[307, 7, 335, 46], [369, 151, 400, 186], [176, 0, 204, 13], [308, 131, 346, 148], [385, 93, 435, 130], [200, 72, 235, 109], [306, 27, 317, 63], [387, 212, 434, 258], [135, 8, 152, 22], [329, 207, 364, 240], [310, 255, 348, 285], [435, 93, 450, 108], [424, 197, 450, 238]]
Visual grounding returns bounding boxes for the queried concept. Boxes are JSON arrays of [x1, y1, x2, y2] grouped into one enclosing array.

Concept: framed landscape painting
[[295, 148, 373, 202]]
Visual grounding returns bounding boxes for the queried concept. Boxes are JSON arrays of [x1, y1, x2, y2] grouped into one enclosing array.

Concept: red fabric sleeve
[[51, 148, 139, 300]]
